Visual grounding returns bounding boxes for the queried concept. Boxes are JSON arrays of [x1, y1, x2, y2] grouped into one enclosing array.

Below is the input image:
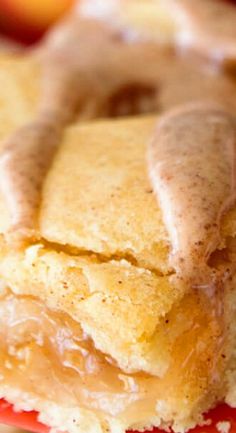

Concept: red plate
[[0, 400, 236, 433], [0, 399, 49, 433]]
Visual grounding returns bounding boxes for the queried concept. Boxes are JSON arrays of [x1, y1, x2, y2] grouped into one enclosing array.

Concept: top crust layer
[[0, 115, 235, 379], [0, 52, 236, 430], [40, 117, 169, 273]]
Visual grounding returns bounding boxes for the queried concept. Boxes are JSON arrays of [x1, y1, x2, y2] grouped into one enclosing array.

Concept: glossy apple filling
[[0, 291, 225, 426]]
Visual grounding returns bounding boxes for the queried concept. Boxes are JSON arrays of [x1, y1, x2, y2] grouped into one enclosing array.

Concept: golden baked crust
[[0, 117, 179, 375], [0, 117, 235, 433], [0, 115, 235, 371], [0, 14, 235, 433]]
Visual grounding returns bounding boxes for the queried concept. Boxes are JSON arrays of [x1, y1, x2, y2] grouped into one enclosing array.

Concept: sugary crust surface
[[0, 115, 235, 383], [0, 49, 235, 433], [40, 117, 169, 272]]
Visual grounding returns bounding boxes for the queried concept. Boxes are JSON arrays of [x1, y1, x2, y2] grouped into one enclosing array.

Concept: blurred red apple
[[0, 0, 75, 43]]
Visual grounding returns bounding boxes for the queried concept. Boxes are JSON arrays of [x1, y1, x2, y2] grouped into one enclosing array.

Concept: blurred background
[[0, 0, 235, 47], [0, 0, 75, 44]]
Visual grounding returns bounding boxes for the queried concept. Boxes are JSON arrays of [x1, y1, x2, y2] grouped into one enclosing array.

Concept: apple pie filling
[[0, 287, 226, 427]]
